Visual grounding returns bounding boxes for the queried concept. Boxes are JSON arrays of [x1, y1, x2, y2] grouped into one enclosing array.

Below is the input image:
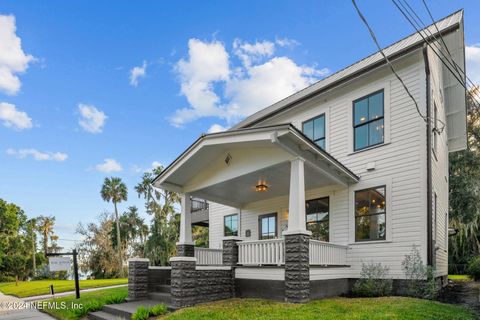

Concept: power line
[[391, 0, 480, 108], [420, 0, 480, 102], [351, 0, 440, 130]]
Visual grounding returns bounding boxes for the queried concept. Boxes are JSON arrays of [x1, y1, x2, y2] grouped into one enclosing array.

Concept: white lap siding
[[428, 44, 449, 277], [251, 52, 430, 279], [208, 52, 437, 279]]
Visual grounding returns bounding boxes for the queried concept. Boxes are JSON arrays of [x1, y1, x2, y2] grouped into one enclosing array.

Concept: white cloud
[[207, 123, 228, 133], [169, 39, 229, 127], [0, 102, 32, 130], [129, 61, 147, 86], [233, 39, 275, 67], [78, 103, 107, 133], [0, 15, 35, 95], [95, 158, 122, 173], [275, 38, 300, 48], [170, 38, 329, 127], [6, 148, 67, 161], [466, 44, 480, 86]]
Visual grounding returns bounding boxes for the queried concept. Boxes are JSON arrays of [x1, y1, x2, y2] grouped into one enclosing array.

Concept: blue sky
[[1, 0, 479, 250]]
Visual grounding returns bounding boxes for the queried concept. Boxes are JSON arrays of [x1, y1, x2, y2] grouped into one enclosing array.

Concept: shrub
[[150, 304, 168, 316], [104, 292, 127, 304], [132, 306, 151, 320], [71, 300, 104, 318], [401, 245, 438, 299], [467, 256, 480, 281], [352, 262, 392, 297]]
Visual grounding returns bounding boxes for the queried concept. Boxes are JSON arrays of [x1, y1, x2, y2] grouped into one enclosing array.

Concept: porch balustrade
[[238, 239, 285, 266], [309, 240, 347, 266], [194, 247, 223, 265]]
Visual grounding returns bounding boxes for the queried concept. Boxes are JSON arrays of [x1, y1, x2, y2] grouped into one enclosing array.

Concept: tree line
[[0, 201, 63, 283], [77, 166, 208, 279]]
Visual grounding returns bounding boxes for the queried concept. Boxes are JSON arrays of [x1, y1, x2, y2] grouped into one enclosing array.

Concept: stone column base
[[284, 233, 310, 303], [128, 258, 150, 300], [170, 257, 197, 308]]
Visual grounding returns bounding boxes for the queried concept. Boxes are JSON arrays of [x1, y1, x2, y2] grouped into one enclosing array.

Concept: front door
[[259, 213, 277, 240]]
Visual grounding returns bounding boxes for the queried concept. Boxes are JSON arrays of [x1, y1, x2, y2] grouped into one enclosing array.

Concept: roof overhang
[[153, 124, 359, 207]]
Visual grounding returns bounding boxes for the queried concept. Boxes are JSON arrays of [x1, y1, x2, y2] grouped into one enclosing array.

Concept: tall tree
[[77, 212, 120, 278], [135, 166, 180, 265], [26, 218, 38, 275], [101, 177, 128, 276], [37, 215, 55, 257], [449, 86, 480, 271]]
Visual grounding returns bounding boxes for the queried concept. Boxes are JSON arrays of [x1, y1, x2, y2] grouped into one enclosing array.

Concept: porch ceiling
[[189, 161, 340, 207], [153, 124, 359, 207]]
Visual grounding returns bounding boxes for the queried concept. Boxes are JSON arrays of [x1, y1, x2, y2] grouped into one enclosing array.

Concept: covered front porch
[[155, 124, 357, 266], [152, 124, 359, 306]]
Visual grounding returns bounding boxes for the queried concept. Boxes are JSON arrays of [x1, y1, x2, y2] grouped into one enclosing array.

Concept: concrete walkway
[[0, 284, 127, 320], [0, 291, 54, 320]]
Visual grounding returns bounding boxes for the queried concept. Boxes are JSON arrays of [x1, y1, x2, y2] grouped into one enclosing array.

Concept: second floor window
[[224, 214, 238, 237], [353, 90, 384, 151], [303, 114, 326, 149]]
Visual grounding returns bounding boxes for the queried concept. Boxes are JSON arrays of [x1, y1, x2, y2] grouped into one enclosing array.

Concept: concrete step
[[155, 284, 171, 293], [148, 292, 172, 304], [88, 310, 126, 320], [98, 300, 162, 319]]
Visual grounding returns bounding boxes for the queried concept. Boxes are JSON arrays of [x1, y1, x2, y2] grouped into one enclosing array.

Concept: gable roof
[[233, 10, 464, 129]]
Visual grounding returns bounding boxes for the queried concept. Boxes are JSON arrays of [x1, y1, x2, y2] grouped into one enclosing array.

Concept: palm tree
[[37, 215, 55, 257], [101, 177, 128, 276]]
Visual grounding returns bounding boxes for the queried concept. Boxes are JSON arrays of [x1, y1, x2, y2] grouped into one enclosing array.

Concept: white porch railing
[[194, 247, 223, 265], [238, 239, 285, 266], [309, 240, 347, 266]]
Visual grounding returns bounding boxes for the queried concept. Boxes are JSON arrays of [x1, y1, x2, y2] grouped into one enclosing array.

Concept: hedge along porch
[[144, 124, 359, 306]]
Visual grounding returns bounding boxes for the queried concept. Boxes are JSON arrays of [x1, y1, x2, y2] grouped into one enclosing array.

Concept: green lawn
[[448, 275, 471, 281], [0, 278, 127, 297], [41, 287, 128, 320], [160, 297, 476, 320]]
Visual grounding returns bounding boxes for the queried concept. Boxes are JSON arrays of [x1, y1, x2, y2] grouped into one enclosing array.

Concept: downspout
[[423, 45, 433, 266]]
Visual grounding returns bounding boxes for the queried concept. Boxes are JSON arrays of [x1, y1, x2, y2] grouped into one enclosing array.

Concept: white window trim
[[305, 191, 333, 242], [294, 106, 330, 153], [348, 81, 391, 154], [348, 178, 392, 244]]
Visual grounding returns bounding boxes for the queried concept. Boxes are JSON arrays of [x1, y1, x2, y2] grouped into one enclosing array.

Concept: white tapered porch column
[[177, 193, 194, 257], [283, 157, 311, 303], [284, 157, 310, 235]]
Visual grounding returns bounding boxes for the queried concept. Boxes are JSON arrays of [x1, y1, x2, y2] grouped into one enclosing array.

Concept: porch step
[[87, 300, 163, 320], [155, 284, 171, 293], [88, 310, 125, 320], [148, 292, 172, 304]]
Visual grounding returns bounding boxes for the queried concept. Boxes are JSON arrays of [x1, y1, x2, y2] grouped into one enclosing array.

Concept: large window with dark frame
[[306, 197, 329, 242], [353, 90, 384, 151], [259, 213, 277, 240], [224, 214, 238, 237], [355, 186, 386, 241], [302, 114, 326, 149]]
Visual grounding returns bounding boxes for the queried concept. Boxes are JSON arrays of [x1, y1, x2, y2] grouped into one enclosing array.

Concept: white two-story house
[[136, 10, 467, 307]]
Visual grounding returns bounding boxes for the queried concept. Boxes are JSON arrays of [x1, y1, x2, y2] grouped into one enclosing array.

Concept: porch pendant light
[[255, 181, 268, 192]]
